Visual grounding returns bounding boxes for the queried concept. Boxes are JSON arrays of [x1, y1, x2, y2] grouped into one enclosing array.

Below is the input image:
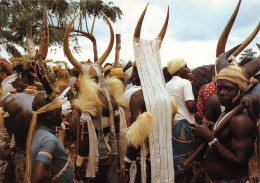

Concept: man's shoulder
[[131, 89, 143, 102], [229, 111, 255, 133], [167, 76, 189, 87], [35, 128, 58, 141]]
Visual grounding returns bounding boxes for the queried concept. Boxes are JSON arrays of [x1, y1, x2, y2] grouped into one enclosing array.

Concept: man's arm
[[186, 100, 197, 113], [32, 161, 51, 183], [190, 113, 256, 164], [184, 81, 197, 113]]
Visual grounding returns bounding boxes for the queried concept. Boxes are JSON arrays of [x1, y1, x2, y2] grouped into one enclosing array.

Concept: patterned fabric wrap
[[133, 37, 174, 182], [80, 112, 99, 178], [191, 65, 214, 96], [172, 119, 197, 175], [195, 82, 216, 123]]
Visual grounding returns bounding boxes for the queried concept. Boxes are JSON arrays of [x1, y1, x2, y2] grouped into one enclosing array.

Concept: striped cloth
[[133, 37, 174, 183]]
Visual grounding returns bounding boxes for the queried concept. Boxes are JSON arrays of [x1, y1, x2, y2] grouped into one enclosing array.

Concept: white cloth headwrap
[[80, 112, 99, 177], [133, 37, 174, 182]]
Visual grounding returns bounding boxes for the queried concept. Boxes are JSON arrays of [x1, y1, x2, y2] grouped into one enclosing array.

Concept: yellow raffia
[[106, 76, 128, 107], [73, 74, 103, 117], [127, 112, 155, 149]]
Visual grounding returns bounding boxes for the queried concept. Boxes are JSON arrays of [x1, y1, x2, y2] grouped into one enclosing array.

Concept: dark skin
[[190, 79, 257, 180]]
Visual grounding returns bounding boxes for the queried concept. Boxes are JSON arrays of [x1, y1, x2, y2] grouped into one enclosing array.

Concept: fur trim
[[106, 76, 128, 106], [73, 74, 103, 117], [171, 97, 178, 120], [127, 112, 155, 149]]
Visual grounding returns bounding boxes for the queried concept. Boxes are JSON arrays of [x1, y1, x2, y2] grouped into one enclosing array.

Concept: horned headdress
[[64, 10, 128, 178], [131, 4, 174, 182], [215, 0, 260, 74]]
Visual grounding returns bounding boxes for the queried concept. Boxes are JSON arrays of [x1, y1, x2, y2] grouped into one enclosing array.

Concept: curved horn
[[95, 11, 114, 66], [256, 43, 260, 50], [63, 11, 83, 71], [232, 22, 260, 57], [216, 44, 241, 73], [38, 6, 49, 60], [134, 3, 149, 38], [26, 21, 36, 58], [241, 56, 260, 79], [157, 6, 169, 41], [216, 0, 241, 57]]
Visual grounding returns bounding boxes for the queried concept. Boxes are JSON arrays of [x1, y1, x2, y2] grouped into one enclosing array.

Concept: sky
[[2, 0, 260, 69]]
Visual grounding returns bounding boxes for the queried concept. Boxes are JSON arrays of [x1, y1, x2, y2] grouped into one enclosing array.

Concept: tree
[[239, 48, 257, 61], [0, 0, 122, 61]]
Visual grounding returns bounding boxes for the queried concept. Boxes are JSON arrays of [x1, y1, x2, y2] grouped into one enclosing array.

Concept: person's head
[[32, 94, 62, 127], [167, 58, 190, 79], [123, 60, 133, 72], [215, 65, 249, 106], [103, 64, 112, 78], [162, 66, 172, 83], [56, 69, 70, 84], [108, 68, 128, 82]]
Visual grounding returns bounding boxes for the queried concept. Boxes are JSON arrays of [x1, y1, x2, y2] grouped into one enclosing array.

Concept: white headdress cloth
[[133, 37, 174, 182]]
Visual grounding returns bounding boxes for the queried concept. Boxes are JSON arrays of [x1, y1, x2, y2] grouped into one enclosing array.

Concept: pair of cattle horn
[[63, 10, 114, 71], [216, 22, 260, 73], [38, 6, 49, 60], [134, 3, 169, 42], [26, 6, 49, 60], [216, 0, 241, 57]]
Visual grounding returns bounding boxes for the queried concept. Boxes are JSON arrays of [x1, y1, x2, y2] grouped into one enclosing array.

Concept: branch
[[90, 15, 96, 36], [49, 25, 94, 41]]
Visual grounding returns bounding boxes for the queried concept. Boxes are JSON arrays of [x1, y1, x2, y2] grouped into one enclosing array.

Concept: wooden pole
[[114, 34, 121, 68]]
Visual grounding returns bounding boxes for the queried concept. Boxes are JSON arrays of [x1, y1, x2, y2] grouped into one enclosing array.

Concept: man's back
[[166, 76, 195, 124]]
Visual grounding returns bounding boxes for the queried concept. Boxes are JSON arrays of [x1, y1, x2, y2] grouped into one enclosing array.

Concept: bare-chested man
[[190, 64, 260, 182]]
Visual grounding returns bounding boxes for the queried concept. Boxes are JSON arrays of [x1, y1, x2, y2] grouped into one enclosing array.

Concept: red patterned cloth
[[195, 82, 216, 124]]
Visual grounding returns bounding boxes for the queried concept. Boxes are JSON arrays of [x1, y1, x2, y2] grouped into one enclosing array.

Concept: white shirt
[[166, 76, 195, 124], [124, 85, 141, 103]]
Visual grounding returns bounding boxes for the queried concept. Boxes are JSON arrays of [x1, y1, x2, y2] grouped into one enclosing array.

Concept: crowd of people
[[0, 3, 260, 183], [1, 51, 260, 183]]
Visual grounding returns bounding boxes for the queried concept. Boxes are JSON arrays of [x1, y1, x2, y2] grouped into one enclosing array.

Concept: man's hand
[[190, 123, 214, 142], [74, 165, 85, 181]]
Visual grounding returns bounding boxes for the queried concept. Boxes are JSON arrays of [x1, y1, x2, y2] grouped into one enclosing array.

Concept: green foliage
[[239, 48, 257, 61], [0, 0, 122, 57]]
